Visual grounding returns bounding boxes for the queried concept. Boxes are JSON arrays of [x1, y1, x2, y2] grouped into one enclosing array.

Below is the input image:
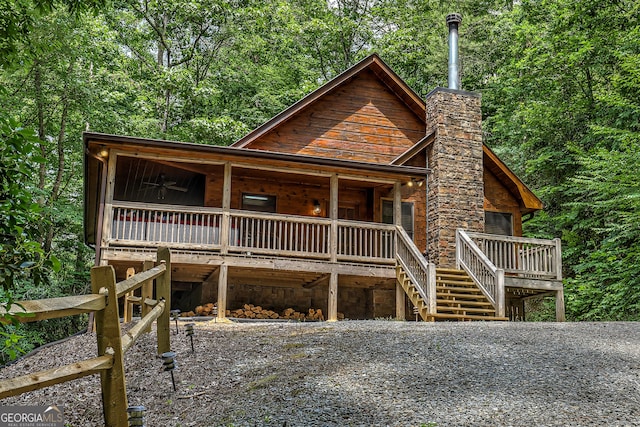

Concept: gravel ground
[[1, 320, 639, 426]]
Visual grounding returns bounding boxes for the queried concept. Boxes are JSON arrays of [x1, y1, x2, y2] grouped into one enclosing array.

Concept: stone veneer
[[425, 88, 484, 267]]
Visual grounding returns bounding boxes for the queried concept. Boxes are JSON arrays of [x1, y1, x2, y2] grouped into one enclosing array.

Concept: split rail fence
[[0, 247, 172, 426]]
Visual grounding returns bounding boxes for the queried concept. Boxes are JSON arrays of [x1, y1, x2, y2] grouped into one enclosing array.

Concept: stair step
[[436, 306, 498, 314], [436, 286, 483, 294], [436, 292, 488, 300], [435, 268, 467, 274], [432, 313, 509, 321], [436, 299, 494, 307], [436, 279, 475, 287]]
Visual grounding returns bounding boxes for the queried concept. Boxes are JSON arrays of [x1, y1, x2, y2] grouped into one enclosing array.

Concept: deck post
[[99, 153, 118, 264], [555, 288, 565, 322], [393, 182, 402, 227], [91, 265, 128, 426], [496, 268, 505, 318], [156, 247, 171, 355], [221, 162, 232, 254], [395, 281, 405, 320], [330, 174, 338, 262], [123, 267, 135, 323], [427, 262, 437, 316], [327, 272, 338, 321], [217, 264, 228, 320]]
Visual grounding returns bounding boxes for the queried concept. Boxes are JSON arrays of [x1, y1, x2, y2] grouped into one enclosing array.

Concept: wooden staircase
[[396, 265, 508, 322], [434, 268, 508, 321]]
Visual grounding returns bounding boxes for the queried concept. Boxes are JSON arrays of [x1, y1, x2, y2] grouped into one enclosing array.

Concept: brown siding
[[484, 169, 523, 236], [246, 69, 425, 164]]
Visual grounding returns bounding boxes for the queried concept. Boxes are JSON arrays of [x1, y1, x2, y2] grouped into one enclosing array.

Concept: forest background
[[1, 0, 639, 361]]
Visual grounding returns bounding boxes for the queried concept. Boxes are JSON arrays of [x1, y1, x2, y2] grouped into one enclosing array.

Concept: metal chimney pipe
[[446, 13, 463, 90]]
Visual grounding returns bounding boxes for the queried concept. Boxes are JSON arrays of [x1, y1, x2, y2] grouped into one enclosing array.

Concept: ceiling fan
[[141, 173, 189, 200]]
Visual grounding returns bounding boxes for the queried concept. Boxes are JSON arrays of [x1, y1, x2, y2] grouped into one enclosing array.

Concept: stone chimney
[[424, 88, 484, 267]]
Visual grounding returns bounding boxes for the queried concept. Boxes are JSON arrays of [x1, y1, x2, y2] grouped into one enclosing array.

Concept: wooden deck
[[99, 203, 564, 321]]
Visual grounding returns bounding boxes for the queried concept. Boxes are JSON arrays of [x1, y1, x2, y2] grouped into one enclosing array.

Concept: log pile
[[181, 302, 344, 321], [229, 304, 325, 321]]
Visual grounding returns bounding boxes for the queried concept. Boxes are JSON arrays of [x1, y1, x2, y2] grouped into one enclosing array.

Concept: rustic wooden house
[[84, 52, 564, 322]]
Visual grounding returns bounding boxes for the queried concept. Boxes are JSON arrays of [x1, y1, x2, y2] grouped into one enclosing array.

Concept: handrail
[[395, 226, 436, 315], [456, 229, 505, 317], [464, 231, 562, 280]]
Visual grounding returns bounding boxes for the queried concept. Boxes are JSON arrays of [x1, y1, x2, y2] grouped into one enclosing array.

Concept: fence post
[[91, 265, 128, 427], [141, 260, 155, 333], [156, 247, 171, 355]]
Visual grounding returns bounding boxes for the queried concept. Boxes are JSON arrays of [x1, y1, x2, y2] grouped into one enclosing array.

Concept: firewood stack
[[229, 304, 325, 321], [181, 302, 344, 321]]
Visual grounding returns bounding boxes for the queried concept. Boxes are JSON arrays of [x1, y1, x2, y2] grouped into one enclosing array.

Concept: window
[[485, 212, 513, 236], [382, 200, 414, 239], [242, 194, 276, 213]]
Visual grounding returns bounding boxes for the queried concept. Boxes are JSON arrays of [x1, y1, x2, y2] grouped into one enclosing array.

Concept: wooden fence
[[0, 247, 172, 426]]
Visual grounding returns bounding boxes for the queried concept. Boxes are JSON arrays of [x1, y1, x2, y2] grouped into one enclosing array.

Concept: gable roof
[[232, 53, 426, 149], [232, 52, 542, 213]]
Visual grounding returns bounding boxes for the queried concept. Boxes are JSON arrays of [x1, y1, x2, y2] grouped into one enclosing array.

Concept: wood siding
[[484, 168, 523, 236], [245, 70, 425, 164]]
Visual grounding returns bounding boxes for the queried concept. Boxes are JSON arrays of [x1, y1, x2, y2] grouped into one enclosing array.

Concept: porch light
[[313, 200, 322, 215], [97, 145, 109, 158], [127, 406, 145, 426], [161, 351, 177, 392]]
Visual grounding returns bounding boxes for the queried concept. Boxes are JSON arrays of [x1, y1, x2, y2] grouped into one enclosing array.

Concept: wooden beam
[[99, 152, 118, 255], [303, 274, 330, 289], [327, 272, 338, 322], [0, 294, 106, 324], [115, 264, 166, 298], [221, 162, 232, 255], [123, 267, 135, 323], [121, 300, 165, 353], [217, 264, 228, 320], [0, 355, 113, 399]]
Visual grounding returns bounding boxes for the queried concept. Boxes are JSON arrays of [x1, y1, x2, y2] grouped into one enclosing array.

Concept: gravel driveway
[[1, 321, 639, 426]]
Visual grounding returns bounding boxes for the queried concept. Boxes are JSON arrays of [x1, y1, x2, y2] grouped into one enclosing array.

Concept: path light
[[413, 306, 419, 322], [185, 323, 195, 353], [170, 309, 181, 334], [161, 351, 177, 392], [127, 406, 145, 426]]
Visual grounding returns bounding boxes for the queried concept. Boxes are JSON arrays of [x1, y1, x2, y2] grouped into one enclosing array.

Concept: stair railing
[[455, 229, 505, 317], [395, 226, 437, 315]]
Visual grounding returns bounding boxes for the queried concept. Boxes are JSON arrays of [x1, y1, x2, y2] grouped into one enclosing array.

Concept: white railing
[[337, 221, 397, 262], [396, 226, 436, 315], [108, 202, 399, 263], [229, 210, 331, 259], [456, 229, 505, 317], [111, 202, 223, 249], [465, 231, 562, 280]]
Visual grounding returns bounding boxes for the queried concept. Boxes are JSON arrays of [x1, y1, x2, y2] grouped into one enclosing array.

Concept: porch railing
[[465, 231, 562, 280], [108, 202, 396, 263], [396, 226, 436, 315], [456, 229, 505, 317]]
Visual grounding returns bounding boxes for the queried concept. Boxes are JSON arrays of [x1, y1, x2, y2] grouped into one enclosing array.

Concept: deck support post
[[221, 162, 232, 255], [393, 182, 402, 227], [395, 281, 405, 320], [217, 264, 228, 320], [327, 272, 338, 321], [330, 174, 338, 263], [555, 288, 565, 322]]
